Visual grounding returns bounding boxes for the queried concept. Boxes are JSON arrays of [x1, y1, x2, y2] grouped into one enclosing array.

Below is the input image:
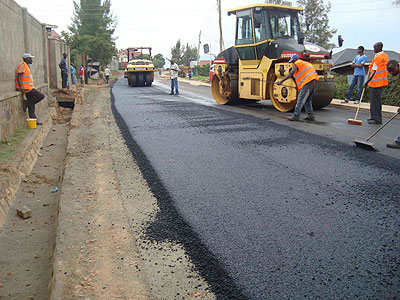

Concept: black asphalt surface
[[111, 77, 400, 300]]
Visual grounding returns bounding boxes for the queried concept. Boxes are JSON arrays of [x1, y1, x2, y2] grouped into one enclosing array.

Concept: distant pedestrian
[[366, 42, 389, 124], [104, 66, 111, 84], [70, 63, 77, 85], [386, 60, 400, 149], [169, 60, 179, 95], [277, 54, 319, 122], [342, 46, 367, 104], [59, 53, 68, 89], [16, 53, 45, 124], [79, 65, 85, 84]]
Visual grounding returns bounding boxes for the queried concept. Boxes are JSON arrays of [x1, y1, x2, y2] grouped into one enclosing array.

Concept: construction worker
[[277, 54, 319, 122], [366, 42, 389, 124], [16, 53, 44, 124], [169, 60, 179, 95], [342, 46, 367, 104], [386, 60, 400, 149], [59, 53, 68, 89]]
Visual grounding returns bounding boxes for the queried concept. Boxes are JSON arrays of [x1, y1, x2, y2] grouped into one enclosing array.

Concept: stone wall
[[0, 0, 69, 140]]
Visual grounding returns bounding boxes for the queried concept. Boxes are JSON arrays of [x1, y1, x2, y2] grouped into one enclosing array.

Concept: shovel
[[354, 110, 400, 150]]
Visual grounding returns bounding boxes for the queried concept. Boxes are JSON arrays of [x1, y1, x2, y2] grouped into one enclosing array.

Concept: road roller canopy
[[229, 4, 303, 47], [127, 59, 153, 66]]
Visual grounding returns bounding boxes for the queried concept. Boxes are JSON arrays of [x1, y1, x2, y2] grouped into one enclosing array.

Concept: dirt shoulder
[[50, 84, 215, 299]]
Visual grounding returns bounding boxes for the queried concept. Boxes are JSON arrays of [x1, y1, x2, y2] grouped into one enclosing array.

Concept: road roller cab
[[212, 3, 341, 112], [125, 47, 155, 87]]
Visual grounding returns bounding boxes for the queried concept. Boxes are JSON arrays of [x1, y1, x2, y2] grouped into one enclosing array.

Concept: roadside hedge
[[334, 74, 400, 107]]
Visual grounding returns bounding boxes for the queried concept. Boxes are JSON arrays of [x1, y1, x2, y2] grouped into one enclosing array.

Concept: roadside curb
[[0, 107, 56, 228], [330, 99, 399, 117]]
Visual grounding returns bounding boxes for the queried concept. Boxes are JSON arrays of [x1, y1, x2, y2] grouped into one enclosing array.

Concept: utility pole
[[217, 0, 224, 52], [197, 30, 201, 64]]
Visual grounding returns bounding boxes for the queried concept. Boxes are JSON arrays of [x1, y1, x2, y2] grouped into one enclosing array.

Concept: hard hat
[[288, 54, 299, 63]]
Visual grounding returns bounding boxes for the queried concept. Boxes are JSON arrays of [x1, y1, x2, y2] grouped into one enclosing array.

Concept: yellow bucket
[[27, 118, 37, 129]]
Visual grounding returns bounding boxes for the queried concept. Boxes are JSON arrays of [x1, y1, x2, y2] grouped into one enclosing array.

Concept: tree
[[64, 0, 117, 66], [153, 54, 165, 69], [183, 44, 198, 67], [171, 40, 185, 65], [393, 0, 400, 6], [296, 0, 337, 49]]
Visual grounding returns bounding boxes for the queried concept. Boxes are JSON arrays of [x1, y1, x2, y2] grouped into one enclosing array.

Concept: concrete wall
[[0, 0, 69, 140], [49, 37, 71, 90]]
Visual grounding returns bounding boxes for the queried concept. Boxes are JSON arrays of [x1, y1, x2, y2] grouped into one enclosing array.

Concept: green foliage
[[334, 74, 400, 106], [296, 0, 337, 49], [64, 0, 117, 66], [183, 44, 198, 66], [193, 64, 210, 76], [153, 53, 165, 69], [0, 126, 29, 165], [170, 40, 198, 66], [171, 40, 184, 65]]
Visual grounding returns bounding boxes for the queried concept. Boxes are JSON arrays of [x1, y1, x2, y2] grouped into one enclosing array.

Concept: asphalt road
[[111, 76, 400, 299]]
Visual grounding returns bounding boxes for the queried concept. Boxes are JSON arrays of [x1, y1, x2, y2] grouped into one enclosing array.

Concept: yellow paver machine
[[211, 3, 343, 111]]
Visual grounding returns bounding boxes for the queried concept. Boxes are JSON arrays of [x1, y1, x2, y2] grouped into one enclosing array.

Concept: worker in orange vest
[[16, 53, 45, 124], [365, 42, 389, 124], [277, 54, 319, 122]]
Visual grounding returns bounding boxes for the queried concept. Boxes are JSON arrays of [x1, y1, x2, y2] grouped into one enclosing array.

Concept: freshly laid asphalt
[[111, 77, 400, 300]]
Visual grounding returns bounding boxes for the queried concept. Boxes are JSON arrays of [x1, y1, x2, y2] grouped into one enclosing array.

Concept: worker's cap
[[288, 54, 299, 63], [22, 53, 35, 59]]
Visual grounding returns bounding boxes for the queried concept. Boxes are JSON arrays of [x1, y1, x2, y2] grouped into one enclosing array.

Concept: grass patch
[[191, 75, 210, 82], [0, 125, 30, 165]]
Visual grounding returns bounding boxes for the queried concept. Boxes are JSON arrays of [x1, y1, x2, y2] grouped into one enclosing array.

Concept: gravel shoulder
[[50, 84, 216, 299]]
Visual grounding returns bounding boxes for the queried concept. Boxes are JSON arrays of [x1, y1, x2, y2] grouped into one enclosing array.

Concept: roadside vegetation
[[334, 74, 400, 106], [0, 125, 29, 165]]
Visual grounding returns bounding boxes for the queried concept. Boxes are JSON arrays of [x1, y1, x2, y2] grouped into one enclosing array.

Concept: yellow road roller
[[211, 3, 342, 112], [125, 47, 155, 87]]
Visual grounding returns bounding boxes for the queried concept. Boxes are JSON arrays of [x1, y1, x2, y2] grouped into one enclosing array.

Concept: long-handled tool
[[354, 110, 400, 150], [348, 71, 369, 125]]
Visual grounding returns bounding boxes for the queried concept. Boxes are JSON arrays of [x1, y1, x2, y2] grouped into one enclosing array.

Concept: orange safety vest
[[368, 52, 389, 88], [15, 62, 34, 92], [293, 60, 319, 90]]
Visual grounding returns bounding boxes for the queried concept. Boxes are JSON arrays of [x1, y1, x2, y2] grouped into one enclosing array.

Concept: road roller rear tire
[[130, 74, 137, 87], [138, 73, 145, 86], [211, 75, 238, 105], [145, 72, 152, 86]]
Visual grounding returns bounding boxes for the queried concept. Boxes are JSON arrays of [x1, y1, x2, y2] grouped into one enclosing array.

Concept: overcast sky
[[16, 0, 400, 59]]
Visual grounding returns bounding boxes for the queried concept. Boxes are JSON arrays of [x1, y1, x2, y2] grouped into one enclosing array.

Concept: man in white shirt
[[104, 66, 111, 84], [169, 60, 179, 95]]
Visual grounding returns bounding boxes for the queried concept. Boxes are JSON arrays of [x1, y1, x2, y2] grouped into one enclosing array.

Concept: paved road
[[111, 76, 400, 299]]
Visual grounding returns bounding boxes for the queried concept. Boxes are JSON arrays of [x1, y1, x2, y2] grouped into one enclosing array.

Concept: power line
[[330, 6, 396, 13]]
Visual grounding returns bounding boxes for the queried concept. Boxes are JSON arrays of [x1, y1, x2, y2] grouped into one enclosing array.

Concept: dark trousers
[[25, 89, 45, 119], [369, 87, 383, 123], [61, 72, 68, 88], [293, 80, 316, 118]]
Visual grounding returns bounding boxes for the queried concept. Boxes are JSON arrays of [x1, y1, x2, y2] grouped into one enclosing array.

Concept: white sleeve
[[371, 61, 378, 71]]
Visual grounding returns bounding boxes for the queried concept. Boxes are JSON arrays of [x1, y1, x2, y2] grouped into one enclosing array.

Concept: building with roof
[[332, 48, 400, 75]]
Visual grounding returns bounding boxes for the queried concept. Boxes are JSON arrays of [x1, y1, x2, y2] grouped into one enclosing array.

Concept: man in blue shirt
[[342, 46, 367, 104], [58, 53, 68, 89]]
